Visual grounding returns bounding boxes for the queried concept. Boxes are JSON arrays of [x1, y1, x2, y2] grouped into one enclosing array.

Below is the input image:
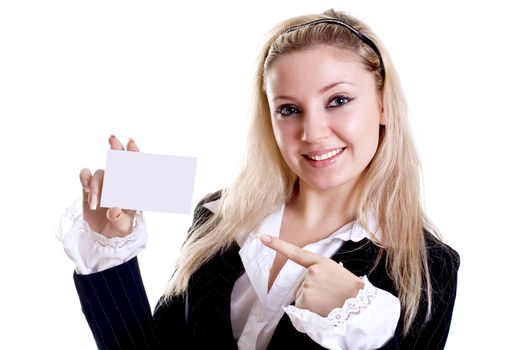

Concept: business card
[[100, 150, 197, 214]]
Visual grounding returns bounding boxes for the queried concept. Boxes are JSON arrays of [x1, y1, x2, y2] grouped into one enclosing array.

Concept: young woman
[[62, 9, 459, 350]]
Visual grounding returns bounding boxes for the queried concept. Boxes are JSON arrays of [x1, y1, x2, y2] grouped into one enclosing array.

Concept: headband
[[282, 18, 385, 80]]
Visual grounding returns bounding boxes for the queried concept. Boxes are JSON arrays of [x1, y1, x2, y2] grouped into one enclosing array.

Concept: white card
[[100, 150, 197, 214]]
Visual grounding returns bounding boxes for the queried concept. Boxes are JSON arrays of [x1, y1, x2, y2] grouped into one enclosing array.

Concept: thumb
[[103, 207, 135, 238]]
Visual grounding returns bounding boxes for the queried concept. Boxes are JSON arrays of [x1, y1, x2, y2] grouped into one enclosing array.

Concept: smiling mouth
[[303, 147, 346, 161]]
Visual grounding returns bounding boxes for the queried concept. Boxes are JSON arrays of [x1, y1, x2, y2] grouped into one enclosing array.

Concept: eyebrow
[[271, 81, 356, 102]]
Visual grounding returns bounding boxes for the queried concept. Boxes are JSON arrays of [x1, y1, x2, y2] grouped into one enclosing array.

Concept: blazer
[[73, 192, 460, 349]]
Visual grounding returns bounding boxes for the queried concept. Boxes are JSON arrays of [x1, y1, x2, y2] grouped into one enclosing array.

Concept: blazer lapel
[[332, 238, 378, 276], [187, 243, 244, 349], [332, 238, 397, 295]]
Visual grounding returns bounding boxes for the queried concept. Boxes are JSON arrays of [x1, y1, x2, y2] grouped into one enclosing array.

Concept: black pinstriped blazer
[[73, 192, 460, 349]]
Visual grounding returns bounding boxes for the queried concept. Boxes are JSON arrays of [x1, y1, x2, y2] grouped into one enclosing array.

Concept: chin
[[299, 175, 356, 192]]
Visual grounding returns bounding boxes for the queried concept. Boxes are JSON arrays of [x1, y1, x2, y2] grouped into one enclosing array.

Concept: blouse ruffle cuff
[[57, 198, 148, 275], [325, 276, 377, 326], [283, 276, 400, 350]]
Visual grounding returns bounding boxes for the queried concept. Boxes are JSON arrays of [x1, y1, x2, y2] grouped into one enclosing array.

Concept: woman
[[63, 9, 459, 349]]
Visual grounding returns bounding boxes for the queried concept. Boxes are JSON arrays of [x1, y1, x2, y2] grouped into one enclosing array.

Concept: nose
[[301, 111, 330, 143]]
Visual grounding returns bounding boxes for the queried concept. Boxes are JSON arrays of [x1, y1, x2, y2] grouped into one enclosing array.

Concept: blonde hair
[[167, 9, 440, 335]]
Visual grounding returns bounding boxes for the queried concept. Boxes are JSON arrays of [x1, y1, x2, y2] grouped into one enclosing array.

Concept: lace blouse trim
[[57, 198, 145, 249], [326, 276, 378, 327]]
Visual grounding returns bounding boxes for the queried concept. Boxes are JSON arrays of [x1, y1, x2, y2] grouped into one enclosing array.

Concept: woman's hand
[[260, 235, 364, 317], [79, 135, 140, 239]]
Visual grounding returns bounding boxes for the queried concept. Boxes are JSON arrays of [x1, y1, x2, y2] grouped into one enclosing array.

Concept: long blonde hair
[[167, 9, 439, 335]]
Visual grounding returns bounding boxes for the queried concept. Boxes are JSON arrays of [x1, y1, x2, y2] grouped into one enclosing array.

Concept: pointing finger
[[259, 235, 322, 268]]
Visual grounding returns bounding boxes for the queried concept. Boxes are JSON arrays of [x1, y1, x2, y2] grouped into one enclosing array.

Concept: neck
[[288, 179, 360, 228]]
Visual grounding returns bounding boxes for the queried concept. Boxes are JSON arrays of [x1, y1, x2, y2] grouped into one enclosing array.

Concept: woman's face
[[265, 46, 384, 192]]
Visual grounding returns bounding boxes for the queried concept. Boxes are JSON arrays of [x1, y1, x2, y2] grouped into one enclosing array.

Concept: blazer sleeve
[[74, 257, 159, 349], [73, 191, 222, 350], [74, 256, 193, 350], [384, 238, 460, 350]]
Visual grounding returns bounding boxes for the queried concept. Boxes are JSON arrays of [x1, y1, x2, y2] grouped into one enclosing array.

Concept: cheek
[[337, 115, 381, 158], [272, 120, 298, 151], [271, 125, 284, 149], [355, 122, 381, 161]]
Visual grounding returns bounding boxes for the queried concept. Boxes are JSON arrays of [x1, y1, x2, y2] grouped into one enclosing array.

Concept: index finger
[[259, 235, 322, 268]]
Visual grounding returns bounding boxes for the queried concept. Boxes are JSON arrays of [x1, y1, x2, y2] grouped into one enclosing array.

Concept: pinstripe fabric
[[74, 192, 459, 349], [74, 257, 161, 349], [185, 244, 243, 349]]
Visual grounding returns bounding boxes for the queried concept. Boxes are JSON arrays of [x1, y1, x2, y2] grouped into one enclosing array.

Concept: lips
[[303, 147, 346, 161]]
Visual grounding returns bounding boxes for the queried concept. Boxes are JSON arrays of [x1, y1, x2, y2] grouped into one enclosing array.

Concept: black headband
[[282, 18, 385, 81]]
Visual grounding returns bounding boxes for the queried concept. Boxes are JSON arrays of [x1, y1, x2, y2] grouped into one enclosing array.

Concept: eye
[[327, 95, 353, 108], [275, 104, 301, 117]]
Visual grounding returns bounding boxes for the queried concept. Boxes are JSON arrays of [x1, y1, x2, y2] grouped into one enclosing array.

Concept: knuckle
[[301, 279, 311, 289], [300, 291, 309, 304], [305, 273, 318, 286], [317, 256, 328, 265]]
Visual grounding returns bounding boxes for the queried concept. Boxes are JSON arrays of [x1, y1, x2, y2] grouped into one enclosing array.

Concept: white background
[[1, 0, 523, 349]]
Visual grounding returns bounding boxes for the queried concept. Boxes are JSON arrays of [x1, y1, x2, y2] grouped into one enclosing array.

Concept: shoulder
[[195, 190, 222, 213], [188, 190, 223, 233], [392, 233, 460, 347], [424, 231, 460, 295], [425, 232, 460, 272]]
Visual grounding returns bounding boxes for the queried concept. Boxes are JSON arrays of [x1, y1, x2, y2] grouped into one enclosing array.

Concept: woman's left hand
[[260, 235, 364, 317]]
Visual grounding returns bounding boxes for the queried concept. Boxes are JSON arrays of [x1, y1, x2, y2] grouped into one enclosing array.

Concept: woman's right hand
[[79, 135, 140, 239]]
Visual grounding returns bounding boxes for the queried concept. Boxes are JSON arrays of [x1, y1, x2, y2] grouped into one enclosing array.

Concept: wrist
[[346, 274, 365, 299]]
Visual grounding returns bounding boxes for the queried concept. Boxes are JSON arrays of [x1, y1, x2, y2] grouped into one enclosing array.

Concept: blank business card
[[100, 150, 197, 214]]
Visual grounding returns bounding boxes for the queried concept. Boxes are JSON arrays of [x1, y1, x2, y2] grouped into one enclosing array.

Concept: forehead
[[264, 46, 374, 96]]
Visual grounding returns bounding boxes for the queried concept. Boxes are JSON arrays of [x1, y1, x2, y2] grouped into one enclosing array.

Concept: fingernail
[[82, 180, 89, 192], [89, 192, 98, 210], [259, 235, 272, 243], [111, 211, 121, 220], [109, 134, 116, 141], [128, 138, 134, 143]]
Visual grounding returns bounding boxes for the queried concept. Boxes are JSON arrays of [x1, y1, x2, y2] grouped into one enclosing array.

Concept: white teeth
[[306, 148, 343, 161]]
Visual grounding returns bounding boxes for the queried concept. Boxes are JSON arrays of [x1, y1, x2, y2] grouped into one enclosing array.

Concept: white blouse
[[59, 199, 400, 350]]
